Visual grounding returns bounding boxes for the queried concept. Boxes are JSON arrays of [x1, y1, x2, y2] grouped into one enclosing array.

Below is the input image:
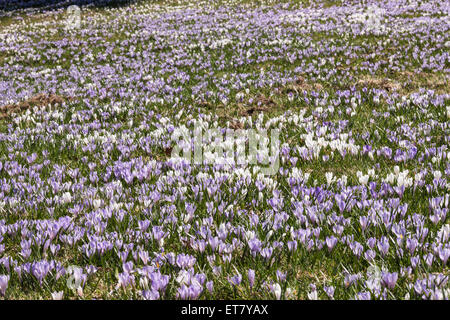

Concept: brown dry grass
[[282, 75, 324, 94], [239, 94, 277, 116], [355, 76, 402, 92], [0, 93, 75, 119], [354, 72, 449, 94]]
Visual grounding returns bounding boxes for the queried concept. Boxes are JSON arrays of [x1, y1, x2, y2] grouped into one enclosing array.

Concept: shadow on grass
[[0, 0, 138, 13]]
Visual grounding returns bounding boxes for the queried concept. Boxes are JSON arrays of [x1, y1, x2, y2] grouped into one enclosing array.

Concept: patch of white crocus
[[383, 166, 414, 188], [347, 5, 388, 35]]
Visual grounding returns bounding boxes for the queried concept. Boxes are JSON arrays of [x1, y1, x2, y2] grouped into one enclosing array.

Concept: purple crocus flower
[[364, 250, 376, 262], [150, 272, 170, 292], [359, 216, 369, 231], [356, 292, 371, 300], [324, 286, 335, 299], [0, 275, 9, 297], [425, 253, 434, 267], [438, 247, 449, 265], [229, 273, 242, 286], [411, 256, 420, 269], [188, 283, 203, 299], [262, 244, 275, 258], [177, 284, 189, 300], [367, 237, 377, 249], [248, 269, 255, 289], [142, 289, 160, 300], [406, 238, 418, 255], [176, 254, 196, 269], [377, 237, 390, 257], [287, 240, 298, 252], [326, 236, 338, 252], [123, 261, 134, 274], [206, 281, 214, 294], [276, 270, 287, 282], [381, 272, 398, 290], [117, 272, 135, 290], [248, 238, 262, 254]]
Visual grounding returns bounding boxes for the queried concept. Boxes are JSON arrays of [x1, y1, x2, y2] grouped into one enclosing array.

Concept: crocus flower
[[326, 236, 338, 252], [248, 269, 255, 289], [51, 291, 63, 300], [206, 281, 214, 294], [324, 286, 335, 299], [142, 289, 160, 300], [228, 273, 242, 287], [0, 275, 9, 297], [272, 283, 282, 300], [381, 272, 398, 290]]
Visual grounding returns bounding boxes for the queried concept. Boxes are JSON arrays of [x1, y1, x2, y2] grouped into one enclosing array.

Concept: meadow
[[0, 0, 448, 299]]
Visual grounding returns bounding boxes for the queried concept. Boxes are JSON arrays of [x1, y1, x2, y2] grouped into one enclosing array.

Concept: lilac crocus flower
[[367, 237, 377, 249], [438, 247, 449, 265], [364, 250, 376, 262], [176, 254, 196, 269], [248, 269, 255, 289], [260, 247, 273, 260], [425, 253, 434, 267], [356, 292, 371, 300], [359, 216, 369, 231], [406, 238, 418, 255], [142, 289, 160, 300], [248, 238, 262, 254], [326, 236, 338, 252], [381, 272, 398, 290], [177, 284, 189, 300], [411, 256, 420, 269], [150, 272, 170, 292], [276, 270, 287, 282], [377, 237, 390, 257], [188, 283, 203, 299], [0, 275, 9, 296], [287, 240, 297, 252], [324, 286, 335, 299], [206, 281, 214, 294], [229, 273, 242, 286], [117, 272, 135, 290], [122, 261, 134, 274]]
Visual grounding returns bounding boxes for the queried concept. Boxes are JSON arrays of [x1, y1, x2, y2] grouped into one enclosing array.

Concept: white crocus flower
[[325, 172, 335, 186], [272, 283, 282, 300]]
